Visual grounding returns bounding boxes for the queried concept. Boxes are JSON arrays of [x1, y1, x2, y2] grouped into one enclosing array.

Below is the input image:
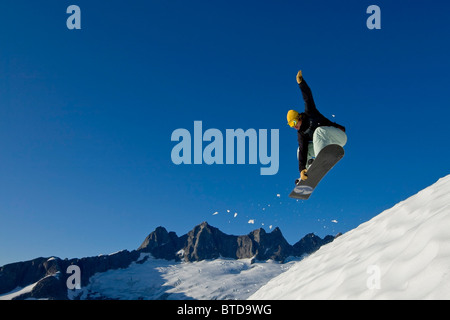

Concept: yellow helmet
[[287, 110, 300, 127]]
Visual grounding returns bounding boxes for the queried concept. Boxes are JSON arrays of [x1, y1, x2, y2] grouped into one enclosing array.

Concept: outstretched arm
[[296, 70, 318, 115], [299, 81, 318, 115]]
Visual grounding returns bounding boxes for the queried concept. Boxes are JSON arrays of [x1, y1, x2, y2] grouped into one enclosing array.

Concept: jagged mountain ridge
[[138, 221, 335, 262], [0, 222, 336, 300]]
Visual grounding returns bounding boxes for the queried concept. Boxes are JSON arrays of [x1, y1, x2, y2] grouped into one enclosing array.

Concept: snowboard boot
[[306, 158, 315, 170]]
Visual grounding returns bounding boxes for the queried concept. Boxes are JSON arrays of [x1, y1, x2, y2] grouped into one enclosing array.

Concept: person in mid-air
[[287, 70, 347, 184]]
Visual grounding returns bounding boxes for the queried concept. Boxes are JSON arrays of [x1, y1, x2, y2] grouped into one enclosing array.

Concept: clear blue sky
[[1, 0, 449, 266]]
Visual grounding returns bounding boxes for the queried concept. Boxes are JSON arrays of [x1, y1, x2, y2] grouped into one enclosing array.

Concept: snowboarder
[[287, 70, 347, 184]]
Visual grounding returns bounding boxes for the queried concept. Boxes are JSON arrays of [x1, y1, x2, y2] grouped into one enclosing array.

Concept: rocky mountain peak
[[138, 222, 335, 263]]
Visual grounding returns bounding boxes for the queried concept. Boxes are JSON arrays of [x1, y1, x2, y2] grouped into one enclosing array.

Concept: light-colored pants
[[298, 126, 348, 169]]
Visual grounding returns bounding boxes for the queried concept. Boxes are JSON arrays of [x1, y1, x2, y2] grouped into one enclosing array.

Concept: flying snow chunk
[[248, 219, 255, 224], [276, 194, 281, 198], [212, 211, 219, 216], [234, 213, 238, 218], [331, 219, 338, 223]]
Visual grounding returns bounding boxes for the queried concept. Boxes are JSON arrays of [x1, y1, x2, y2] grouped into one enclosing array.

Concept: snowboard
[[289, 144, 345, 200]]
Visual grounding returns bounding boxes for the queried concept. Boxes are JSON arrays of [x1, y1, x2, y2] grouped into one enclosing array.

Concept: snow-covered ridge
[[0, 223, 333, 300], [250, 175, 450, 300], [79, 254, 301, 300]]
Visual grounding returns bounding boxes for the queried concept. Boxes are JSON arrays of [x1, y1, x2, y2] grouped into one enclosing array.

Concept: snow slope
[[0, 278, 46, 300], [250, 175, 450, 300], [0, 253, 300, 300], [76, 254, 300, 300]]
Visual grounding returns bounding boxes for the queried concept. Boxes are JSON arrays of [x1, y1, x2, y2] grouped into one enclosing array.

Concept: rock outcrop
[[138, 221, 334, 262]]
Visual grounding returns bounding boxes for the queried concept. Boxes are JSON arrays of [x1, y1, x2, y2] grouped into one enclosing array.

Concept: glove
[[300, 169, 308, 181], [295, 169, 308, 185], [296, 70, 303, 84]]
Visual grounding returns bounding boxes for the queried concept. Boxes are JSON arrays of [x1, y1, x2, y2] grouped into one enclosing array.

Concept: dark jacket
[[297, 80, 345, 172]]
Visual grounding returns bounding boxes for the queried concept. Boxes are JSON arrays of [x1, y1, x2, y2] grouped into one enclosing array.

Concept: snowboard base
[[289, 144, 345, 200]]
